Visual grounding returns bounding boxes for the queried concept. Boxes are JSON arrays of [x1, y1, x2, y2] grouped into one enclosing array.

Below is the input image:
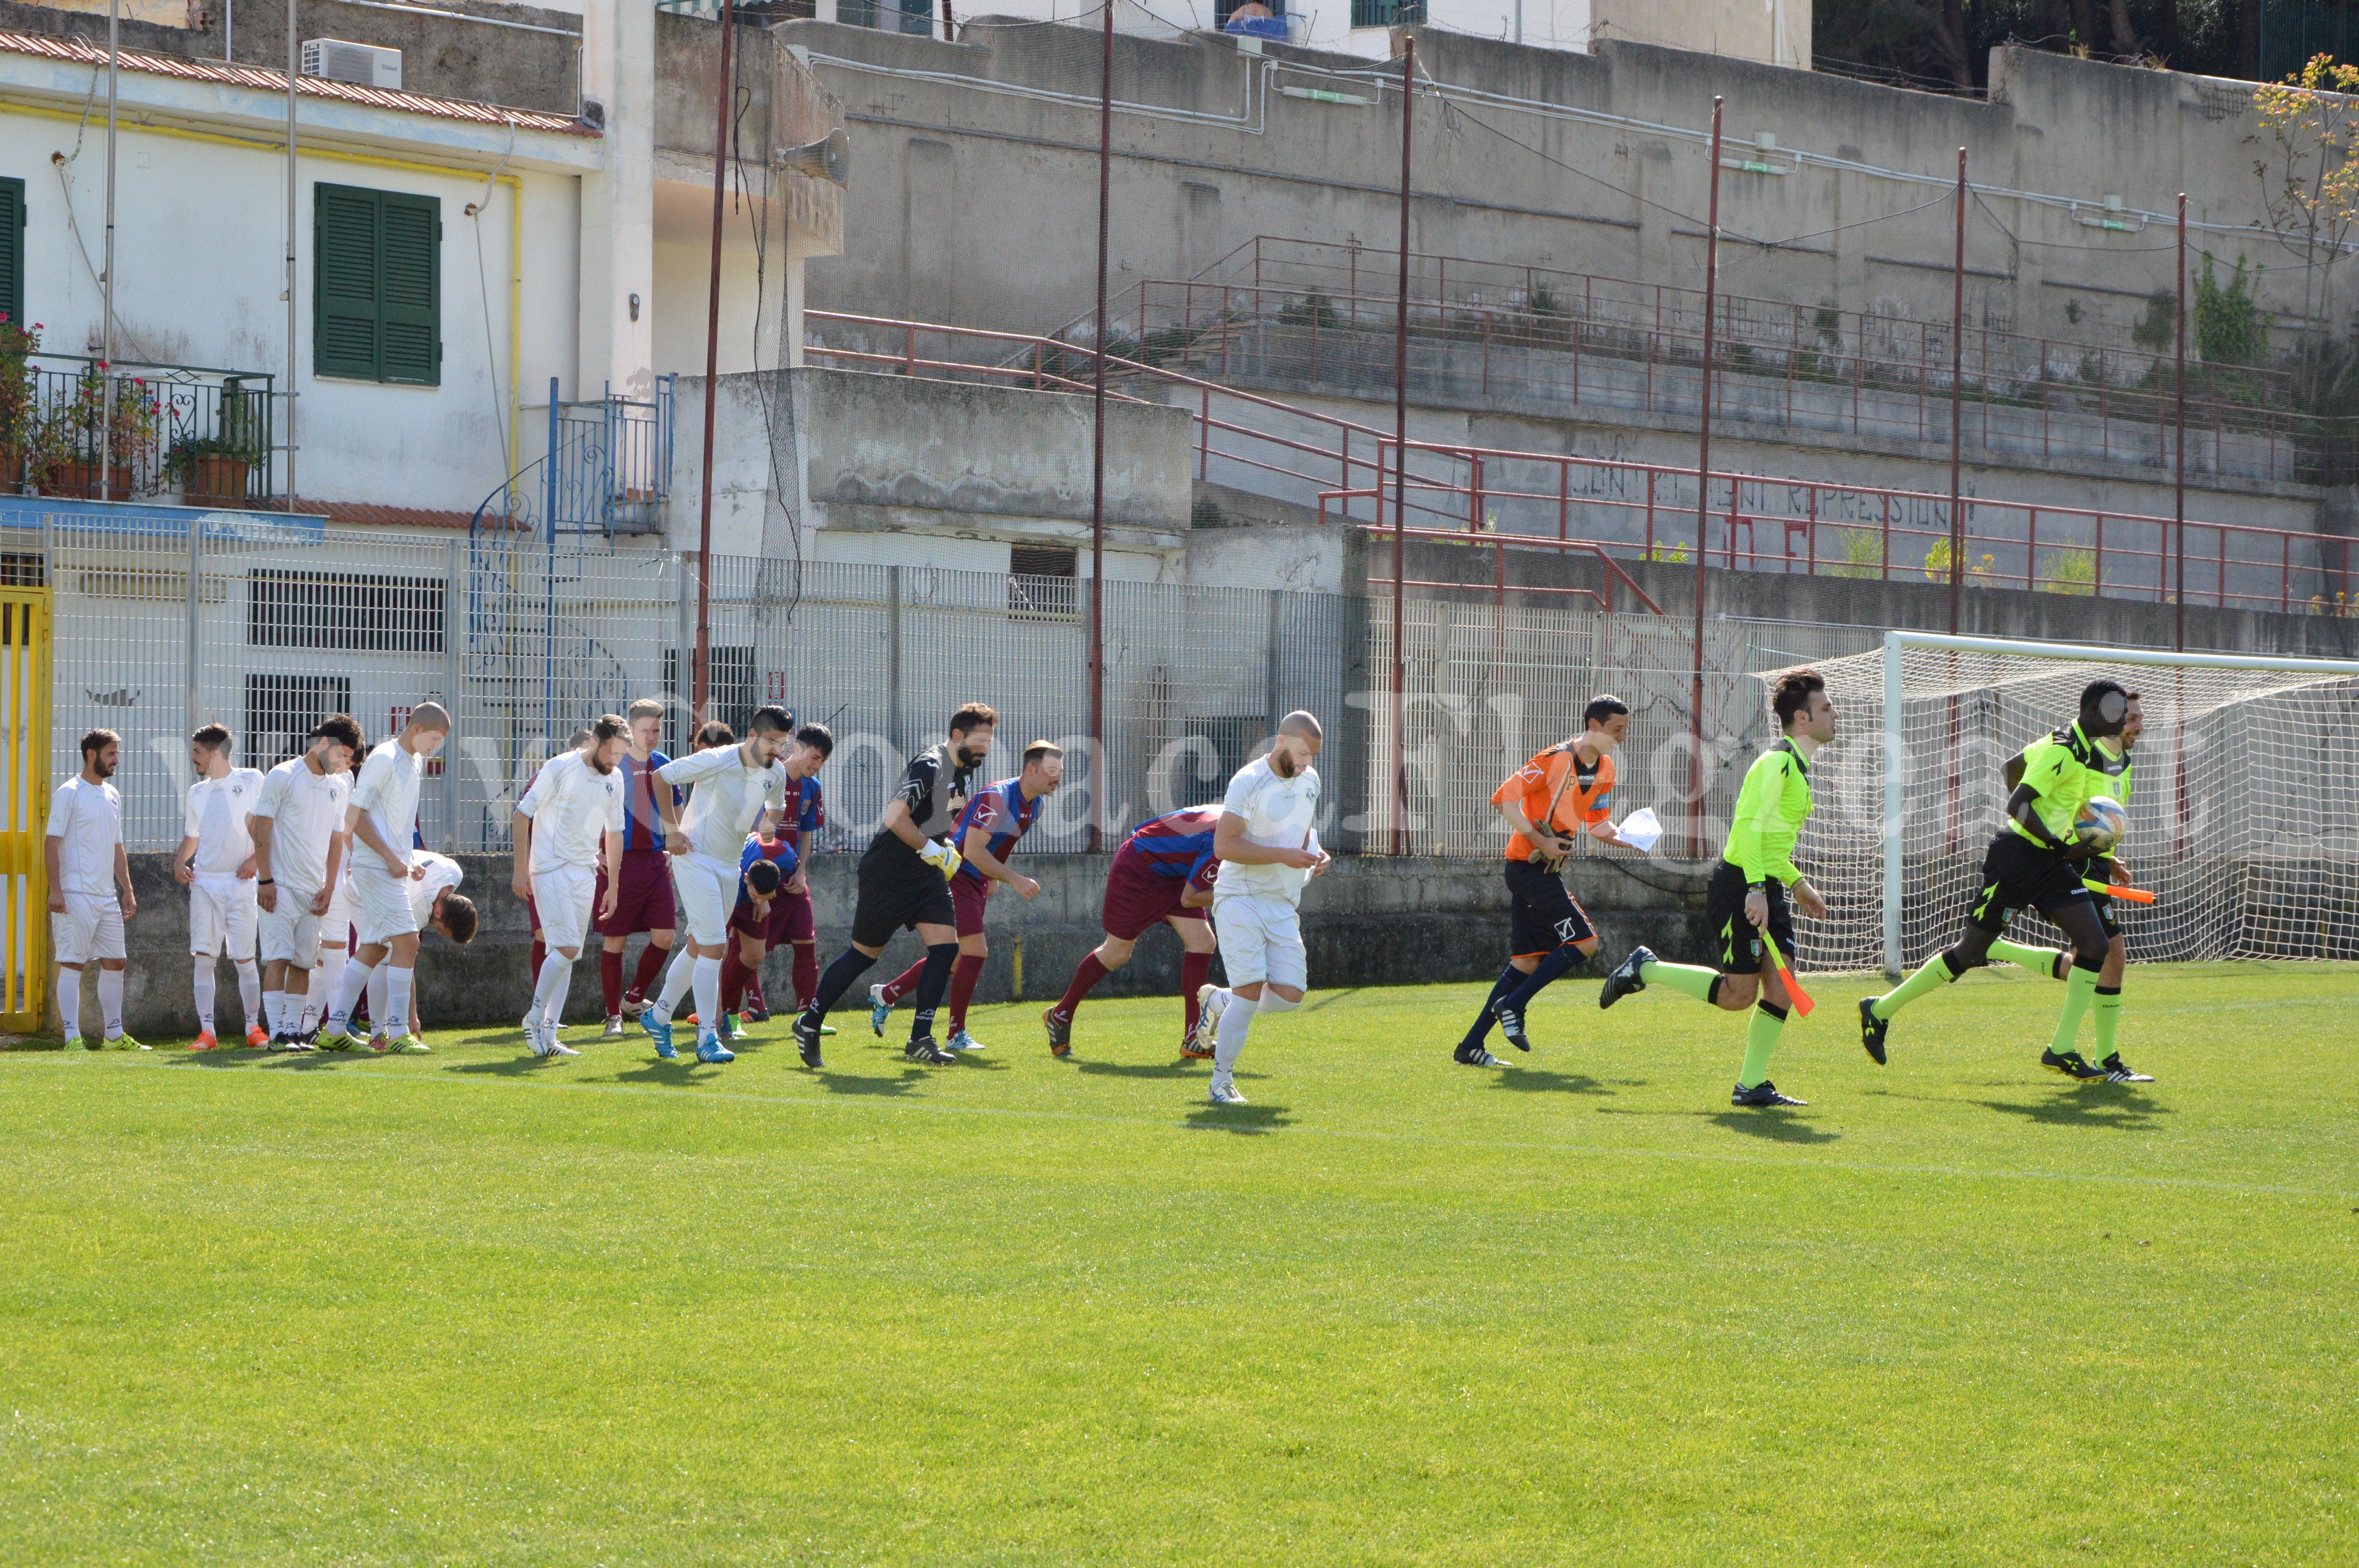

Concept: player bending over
[[597, 699, 682, 1038], [718, 846, 796, 1037], [46, 729, 140, 1050], [1456, 694, 1636, 1068], [871, 740, 1062, 1053], [793, 703, 996, 1071], [1598, 671, 1836, 1108], [1859, 679, 2152, 1084], [316, 703, 451, 1054], [249, 716, 357, 1050], [641, 709, 794, 1064], [1041, 805, 1221, 1060], [514, 716, 628, 1058], [174, 724, 267, 1050], [361, 850, 477, 1045], [1194, 711, 1330, 1107]]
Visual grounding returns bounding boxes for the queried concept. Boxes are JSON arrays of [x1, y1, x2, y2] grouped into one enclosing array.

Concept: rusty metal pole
[[1390, 33, 1414, 856], [692, 0, 738, 724], [1686, 98, 1723, 860], [1948, 146, 1965, 633], [1087, 0, 1111, 853], [2175, 191, 2188, 650]]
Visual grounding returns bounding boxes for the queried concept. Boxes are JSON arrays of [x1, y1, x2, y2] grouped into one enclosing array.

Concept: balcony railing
[[3, 354, 277, 508]]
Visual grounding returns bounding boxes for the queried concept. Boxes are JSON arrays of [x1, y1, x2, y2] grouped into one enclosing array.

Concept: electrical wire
[[730, 72, 805, 632], [466, 114, 518, 478], [53, 63, 154, 362]]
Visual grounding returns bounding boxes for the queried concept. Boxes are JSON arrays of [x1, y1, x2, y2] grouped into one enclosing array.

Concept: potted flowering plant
[[0, 315, 40, 489], [164, 379, 269, 507], [37, 363, 161, 497]]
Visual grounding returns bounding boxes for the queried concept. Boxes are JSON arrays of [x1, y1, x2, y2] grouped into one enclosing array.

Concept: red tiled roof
[[305, 498, 503, 530], [0, 28, 597, 137]]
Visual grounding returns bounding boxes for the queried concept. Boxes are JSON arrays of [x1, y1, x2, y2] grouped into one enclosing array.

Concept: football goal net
[[1765, 632, 2359, 977]]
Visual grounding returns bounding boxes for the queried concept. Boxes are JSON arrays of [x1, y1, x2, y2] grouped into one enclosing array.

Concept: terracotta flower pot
[[183, 456, 250, 508], [42, 460, 136, 499]]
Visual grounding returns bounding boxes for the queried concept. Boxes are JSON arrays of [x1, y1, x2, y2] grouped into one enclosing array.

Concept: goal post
[[1776, 631, 2359, 978]]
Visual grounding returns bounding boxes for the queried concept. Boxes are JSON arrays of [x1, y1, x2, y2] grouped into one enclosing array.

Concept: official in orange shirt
[[1456, 695, 1638, 1066]]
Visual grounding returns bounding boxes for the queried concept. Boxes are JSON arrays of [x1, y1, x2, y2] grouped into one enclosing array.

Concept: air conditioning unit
[[300, 38, 402, 89]]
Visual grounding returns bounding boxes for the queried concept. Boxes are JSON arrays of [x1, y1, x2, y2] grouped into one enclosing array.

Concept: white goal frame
[[1879, 631, 2359, 977]]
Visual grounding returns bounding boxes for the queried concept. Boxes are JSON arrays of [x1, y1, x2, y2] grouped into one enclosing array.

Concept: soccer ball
[[2075, 795, 2126, 855]]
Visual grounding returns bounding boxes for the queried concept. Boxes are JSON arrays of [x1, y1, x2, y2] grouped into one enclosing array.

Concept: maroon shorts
[[1100, 850, 1207, 941], [596, 850, 677, 938], [778, 887, 815, 945], [951, 875, 990, 937]]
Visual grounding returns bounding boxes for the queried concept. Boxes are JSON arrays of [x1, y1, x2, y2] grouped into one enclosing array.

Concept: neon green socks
[[2091, 985, 2122, 1060], [1872, 950, 1959, 1020], [2049, 965, 2101, 1054], [1737, 1003, 1786, 1089], [1641, 960, 1719, 1004], [1988, 937, 2063, 978]]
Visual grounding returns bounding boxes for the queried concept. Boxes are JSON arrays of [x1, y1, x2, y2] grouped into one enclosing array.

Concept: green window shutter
[[378, 192, 439, 386], [0, 178, 23, 332], [314, 183, 382, 379]]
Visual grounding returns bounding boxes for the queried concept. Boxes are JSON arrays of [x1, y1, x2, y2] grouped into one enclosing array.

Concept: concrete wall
[[672, 365, 1196, 564], [72, 846, 1716, 1040]]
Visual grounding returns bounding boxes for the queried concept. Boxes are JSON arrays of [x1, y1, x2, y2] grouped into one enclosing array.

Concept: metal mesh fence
[[45, 515, 1888, 866]]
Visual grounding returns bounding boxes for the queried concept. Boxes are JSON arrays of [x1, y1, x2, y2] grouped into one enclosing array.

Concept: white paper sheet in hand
[[1616, 807, 1663, 855]]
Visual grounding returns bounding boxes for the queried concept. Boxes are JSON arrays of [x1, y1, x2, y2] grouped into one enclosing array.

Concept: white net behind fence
[[1781, 641, 2359, 973]]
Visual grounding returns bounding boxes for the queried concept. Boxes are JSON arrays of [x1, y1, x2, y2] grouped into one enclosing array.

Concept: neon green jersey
[[1722, 738, 1813, 886], [2009, 721, 2130, 849]]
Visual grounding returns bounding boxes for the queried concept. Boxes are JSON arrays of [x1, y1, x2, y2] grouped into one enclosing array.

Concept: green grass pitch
[[3, 961, 2353, 1565]]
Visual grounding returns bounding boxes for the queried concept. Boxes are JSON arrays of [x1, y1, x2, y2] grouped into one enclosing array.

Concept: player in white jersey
[[513, 715, 628, 1057], [642, 706, 794, 1064], [172, 723, 268, 1050], [1195, 711, 1330, 1106], [46, 728, 140, 1049], [249, 715, 358, 1048], [362, 849, 476, 1046], [318, 702, 451, 1053]]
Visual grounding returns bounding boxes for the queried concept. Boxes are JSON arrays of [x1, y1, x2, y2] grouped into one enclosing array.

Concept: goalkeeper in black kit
[[1859, 679, 2154, 1084]]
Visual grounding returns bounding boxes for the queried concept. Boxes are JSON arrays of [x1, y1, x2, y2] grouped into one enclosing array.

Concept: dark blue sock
[[1502, 944, 1584, 1014], [1460, 962, 1523, 1049], [803, 947, 875, 1019]]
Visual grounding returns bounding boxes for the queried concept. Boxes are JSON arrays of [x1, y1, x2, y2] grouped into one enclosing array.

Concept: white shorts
[[671, 853, 736, 947], [351, 866, 420, 947], [189, 874, 259, 958], [532, 863, 598, 952], [258, 887, 325, 967], [52, 892, 125, 966], [1213, 891, 1306, 992], [320, 880, 353, 948]]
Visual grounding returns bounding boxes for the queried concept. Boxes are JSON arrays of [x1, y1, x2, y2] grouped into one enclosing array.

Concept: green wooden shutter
[[378, 192, 439, 386], [314, 183, 382, 380], [0, 178, 23, 332]]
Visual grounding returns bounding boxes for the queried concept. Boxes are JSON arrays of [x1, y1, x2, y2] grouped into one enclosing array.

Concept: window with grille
[[247, 568, 445, 652], [663, 646, 758, 754], [314, 182, 440, 385], [1008, 544, 1078, 620], [246, 673, 353, 768]]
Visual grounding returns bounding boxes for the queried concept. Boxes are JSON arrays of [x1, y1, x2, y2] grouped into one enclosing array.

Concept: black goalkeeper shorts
[[852, 840, 957, 949], [1703, 860, 1792, 976], [1503, 858, 1596, 958], [1967, 832, 2092, 935]]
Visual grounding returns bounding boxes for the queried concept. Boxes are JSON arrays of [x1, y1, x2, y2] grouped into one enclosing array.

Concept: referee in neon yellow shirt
[[1599, 670, 1836, 1108]]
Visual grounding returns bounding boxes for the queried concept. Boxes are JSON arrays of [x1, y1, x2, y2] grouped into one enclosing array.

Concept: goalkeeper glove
[[918, 838, 963, 882]]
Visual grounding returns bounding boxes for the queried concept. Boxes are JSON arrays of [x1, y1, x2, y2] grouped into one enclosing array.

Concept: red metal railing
[[805, 310, 2353, 618]]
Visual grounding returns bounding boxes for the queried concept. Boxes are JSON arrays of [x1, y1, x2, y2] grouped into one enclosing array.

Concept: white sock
[[386, 967, 414, 1040], [315, 947, 348, 1025], [1255, 991, 1301, 1015], [296, 978, 319, 1033], [191, 957, 217, 1033], [368, 966, 391, 1037], [1213, 993, 1254, 1082], [654, 946, 697, 1022], [57, 968, 82, 1040], [691, 956, 723, 1039], [325, 958, 374, 1034], [262, 988, 285, 1036], [531, 953, 573, 1027], [96, 969, 124, 1038], [233, 960, 260, 1031]]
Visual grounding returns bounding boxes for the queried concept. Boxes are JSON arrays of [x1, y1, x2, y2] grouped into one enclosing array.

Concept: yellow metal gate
[[0, 586, 50, 1033]]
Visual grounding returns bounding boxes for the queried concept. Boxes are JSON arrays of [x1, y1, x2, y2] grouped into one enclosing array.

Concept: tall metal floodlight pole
[[1389, 33, 1413, 856], [1686, 97, 1723, 860], [1087, 0, 1111, 854], [101, 0, 118, 504], [1948, 146, 1966, 633], [2175, 192, 2189, 651], [693, 0, 740, 722], [285, 0, 299, 509]]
